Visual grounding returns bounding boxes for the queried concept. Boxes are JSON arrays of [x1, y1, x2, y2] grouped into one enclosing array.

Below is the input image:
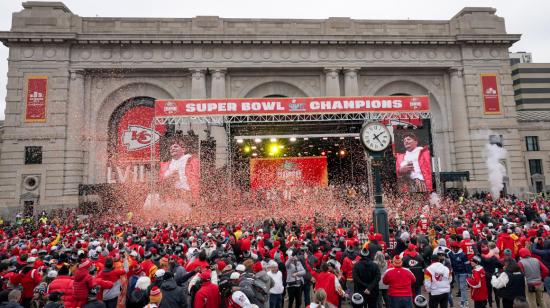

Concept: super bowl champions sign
[[155, 96, 429, 117]]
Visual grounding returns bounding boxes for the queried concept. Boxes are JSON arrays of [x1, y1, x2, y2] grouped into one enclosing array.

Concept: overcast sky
[[1, 0, 549, 120]]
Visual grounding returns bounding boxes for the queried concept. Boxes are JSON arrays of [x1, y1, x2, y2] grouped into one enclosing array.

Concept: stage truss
[[152, 111, 432, 125]]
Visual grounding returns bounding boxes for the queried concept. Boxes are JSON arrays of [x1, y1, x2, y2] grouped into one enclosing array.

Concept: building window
[[528, 159, 543, 175], [526, 136, 539, 151], [24, 146, 42, 165]]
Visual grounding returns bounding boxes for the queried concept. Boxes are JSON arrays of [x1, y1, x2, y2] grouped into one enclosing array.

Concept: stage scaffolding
[[149, 110, 432, 203]]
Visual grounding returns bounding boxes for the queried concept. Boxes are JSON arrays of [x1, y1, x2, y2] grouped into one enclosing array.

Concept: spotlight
[[243, 146, 251, 153], [354, 136, 360, 139], [269, 144, 280, 155], [251, 145, 257, 150], [321, 151, 326, 156], [236, 139, 244, 144], [339, 137, 345, 140], [304, 137, 309, 141], [252, 153, 258, 157], [339, 150, 346, 156], [290, 137, 297, 142], [254, 138, 262, 143], [322, 137, 328, 140], [270, 138, 277, 142]]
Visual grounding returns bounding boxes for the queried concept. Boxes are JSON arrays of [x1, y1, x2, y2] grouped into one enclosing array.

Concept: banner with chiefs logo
[[25, 76, 48, 122], [156, 96, 429, 117], [481, 74, 502, 115], [250, 157, 328, 189], [115, 105, 166, 162]]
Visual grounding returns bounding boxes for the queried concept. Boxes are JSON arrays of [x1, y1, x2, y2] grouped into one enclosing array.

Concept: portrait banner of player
[[394, 128, 433, 192], [158, 136, 200, 210]]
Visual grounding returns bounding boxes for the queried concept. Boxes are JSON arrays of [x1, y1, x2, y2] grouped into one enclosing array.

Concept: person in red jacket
[[304, 257, 344, 308], [96, 257, 127, 308], [47, 265, 76, 308], [12, 258, 42, 308], [140, 251, 158, 280], [496, 230, 518, 258], [73, 259, 96, 308], [193, 270, 220, 308], [185, 250, 209, 272], [382, 255, 416, 307], [466, 256, 488, 308]]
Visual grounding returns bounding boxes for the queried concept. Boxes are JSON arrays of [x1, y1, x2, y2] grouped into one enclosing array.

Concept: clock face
[[360, 123, 392, 152]]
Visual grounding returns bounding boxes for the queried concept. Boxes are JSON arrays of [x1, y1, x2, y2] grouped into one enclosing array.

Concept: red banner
[[250, 157, 328, 189], [116, 105, 166, 162], [481, 74, 501, 115], [155, 96, 429, 117], [25, 76, 48, 122]]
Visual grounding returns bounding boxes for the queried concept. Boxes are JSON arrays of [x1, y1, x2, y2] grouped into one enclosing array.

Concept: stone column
[[343, 67, 359, 96], [324, 68, 341, 96], [190, 68, 207, 98], [211, 68, 226, 98], [449, 67, 473, 173], [63, 69, 85, 195]]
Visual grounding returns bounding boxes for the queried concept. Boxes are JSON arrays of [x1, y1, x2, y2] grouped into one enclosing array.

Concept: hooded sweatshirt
[[424, 262, 451, 296]]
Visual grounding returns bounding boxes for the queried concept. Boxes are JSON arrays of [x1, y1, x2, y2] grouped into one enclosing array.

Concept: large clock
[[360, 122, 392, 152]]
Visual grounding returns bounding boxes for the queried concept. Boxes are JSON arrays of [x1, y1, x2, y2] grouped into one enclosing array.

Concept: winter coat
[[126, 288, 149, 308], [424, 262, 451, 296], [47, 275, 76, 308], [192, 282, 220, 308], [402, 251, 424, 289], [531, 244, 550, 270], [382, 267, 416, 297], [449, 249, 470, 274], [159, 278, 188, 308], [14, 266, 42, 299], [466, 265, 488, 301], [0, 302, 24, 308], [496, 233, 518, 258], [481, 254, 502, 278], [352, 257, 380, 298], [491, 270, 525, 300], [285, 259, 305, 285], [73, 267, 95, 307]]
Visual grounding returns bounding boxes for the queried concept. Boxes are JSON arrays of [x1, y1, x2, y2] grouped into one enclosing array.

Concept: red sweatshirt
[[382, 266, 416, 297]]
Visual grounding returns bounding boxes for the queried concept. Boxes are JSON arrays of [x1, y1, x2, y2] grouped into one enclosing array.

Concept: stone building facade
[[0, 2, 532, 212], [513, 63, 550, 194]]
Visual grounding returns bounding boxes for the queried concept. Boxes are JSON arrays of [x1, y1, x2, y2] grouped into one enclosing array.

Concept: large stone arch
[[87, 81, 177, 184], [371, 79, 453, 171], [240, 80, 312, 98]]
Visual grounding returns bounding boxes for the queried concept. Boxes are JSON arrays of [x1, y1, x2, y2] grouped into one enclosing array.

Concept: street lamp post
[[360, 122, 391, 244], [370, 152, 389, 244]]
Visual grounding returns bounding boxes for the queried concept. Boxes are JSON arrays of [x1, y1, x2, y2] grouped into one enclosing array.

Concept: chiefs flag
[[250, 157, 328, 189], [116, 105, 166, 162]]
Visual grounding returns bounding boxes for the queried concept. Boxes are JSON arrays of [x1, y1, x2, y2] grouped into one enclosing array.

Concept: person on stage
[[395, 132, 432, 192]]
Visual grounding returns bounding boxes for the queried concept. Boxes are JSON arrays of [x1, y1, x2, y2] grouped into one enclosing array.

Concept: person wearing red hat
[[193, 270, 220, 308], [517, 248, 548, 307], [382, 255, 416, 307], [402, 244, 424, 297]]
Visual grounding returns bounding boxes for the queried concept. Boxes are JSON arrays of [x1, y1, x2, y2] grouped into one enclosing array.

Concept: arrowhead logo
[[121, 125, 161, 151]]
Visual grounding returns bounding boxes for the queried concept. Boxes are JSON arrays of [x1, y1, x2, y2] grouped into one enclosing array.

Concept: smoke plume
[[484, 143, 507, 198]]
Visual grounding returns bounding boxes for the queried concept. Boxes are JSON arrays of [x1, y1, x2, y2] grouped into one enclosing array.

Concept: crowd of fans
[[0, 193, 549, 308]]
